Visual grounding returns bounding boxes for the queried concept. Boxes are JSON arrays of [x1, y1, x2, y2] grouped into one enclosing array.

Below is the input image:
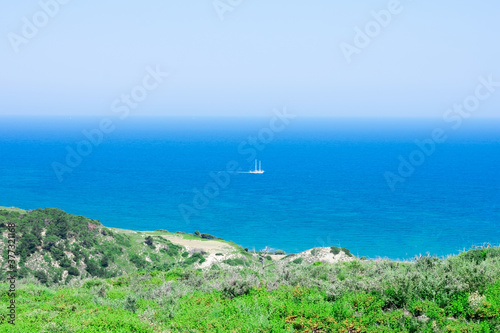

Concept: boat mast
[[255, 160, 257, 171], [259, 160, 261, 171]]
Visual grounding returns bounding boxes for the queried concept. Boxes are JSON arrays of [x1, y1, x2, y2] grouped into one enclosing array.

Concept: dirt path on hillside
[[161, 234, 243, 269], [161, 235, 236, 254]]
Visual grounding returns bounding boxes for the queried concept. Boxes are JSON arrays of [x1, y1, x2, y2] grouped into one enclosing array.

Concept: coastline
[[2, 206, 500, 331], [1, 206, 495, 262]]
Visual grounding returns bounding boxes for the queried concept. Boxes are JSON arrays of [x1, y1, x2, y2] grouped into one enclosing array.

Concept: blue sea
[[1, 116, 499, 259]]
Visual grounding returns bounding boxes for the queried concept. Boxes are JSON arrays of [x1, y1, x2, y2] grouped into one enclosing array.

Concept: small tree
[[34, 270, 48, 284], [67, 266, 80, 276], [43, 235, 59, 251], [145, 236, 154, 247], [100, 255, 109, 268], [17, 234, 40, 257], [54, 217, 69, 239], [125, 295, 137, 313], [259, 247, 272, 269]]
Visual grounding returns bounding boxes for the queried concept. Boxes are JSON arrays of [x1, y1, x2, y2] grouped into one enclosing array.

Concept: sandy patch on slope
[[161, 234, 242, 269], [161, 234, 235, 254]]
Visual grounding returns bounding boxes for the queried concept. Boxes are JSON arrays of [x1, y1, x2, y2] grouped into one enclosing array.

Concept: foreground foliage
[[0, 248, 499, 332]]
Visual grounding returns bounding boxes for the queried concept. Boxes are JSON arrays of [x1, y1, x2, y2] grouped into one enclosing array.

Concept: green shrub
[[129, 253, 148, 269], [51, 268, 63, 283], [220, 277, 252, 299], [445, 292, 469, 317], [201, 233, 217, 240], [223, 258, 247, 266], [59, 256, 71, 268], [165, 267, 184, 281], [100, 255, 109, 268], [331, 246, 341, 255], [16, 234, 40, 257], [85, 258, 106, 277], [330, 246, 352, 257], [341, 247, 352, 257], [67, 266, 80, 276], [293, 258, 303, 264], [50, 247, 65, 261], [101, 228, 114, 237], [183, 252, 205, 266], [124, 295, 137, 313], [461, 248, 500, 264], [114, 233, 132, 247], [34, 270, 48, 284], [17, 266, 30, 279], [145, 236, 154, 247], [49, 217, 69, 239], [165, 241, 182, 257], [415, 255, 440, 270], [274, 250, 285, 255], [83, 279, 104, 289]]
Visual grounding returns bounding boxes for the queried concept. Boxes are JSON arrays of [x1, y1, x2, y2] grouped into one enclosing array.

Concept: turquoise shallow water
[[0, 117, 499, 259]]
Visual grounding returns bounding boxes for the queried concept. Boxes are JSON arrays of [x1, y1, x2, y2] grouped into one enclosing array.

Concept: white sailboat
[[249, 159, 264, 174]]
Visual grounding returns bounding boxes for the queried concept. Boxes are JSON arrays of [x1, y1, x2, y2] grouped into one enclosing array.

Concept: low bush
[[330, 246, 352, 257], [292, 257, 303, 264], [201, 233, 217, 240], [34, 270, 48, 284], [129, 253, 148, 269], [67, 266, 80, 276], [165, 241, 183, 257], [182, 252, 205, 266], [144, 236, 154, 248], [223, 258, 247, 266]]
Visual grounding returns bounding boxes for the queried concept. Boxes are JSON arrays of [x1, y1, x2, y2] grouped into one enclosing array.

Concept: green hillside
[[0, 208, 250, 285], [1, 207, 500, 332]]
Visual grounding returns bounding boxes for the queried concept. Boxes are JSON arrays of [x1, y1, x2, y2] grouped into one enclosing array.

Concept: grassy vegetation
[[1, 249, 499, 332], [0, 207, 26, 214], [1, 208, 500, 331]]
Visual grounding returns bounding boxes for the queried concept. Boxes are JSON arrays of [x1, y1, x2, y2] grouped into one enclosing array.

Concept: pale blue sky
[[1, 1, 499, 117]]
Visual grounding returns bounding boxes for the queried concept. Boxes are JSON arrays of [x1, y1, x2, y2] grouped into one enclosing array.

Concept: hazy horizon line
[[1, 115, 500, 120]]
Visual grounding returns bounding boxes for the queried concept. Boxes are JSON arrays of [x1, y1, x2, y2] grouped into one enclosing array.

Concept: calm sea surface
[[0, 117, 498, 259]]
